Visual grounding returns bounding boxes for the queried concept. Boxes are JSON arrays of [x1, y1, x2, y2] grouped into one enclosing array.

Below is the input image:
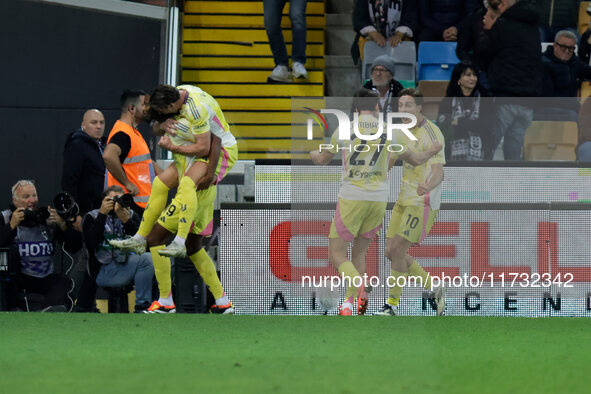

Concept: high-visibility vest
[[106, 120, 154, 208]]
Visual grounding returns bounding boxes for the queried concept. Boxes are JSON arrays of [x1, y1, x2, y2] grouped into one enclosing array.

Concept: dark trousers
[[13, 273, 71, 310]]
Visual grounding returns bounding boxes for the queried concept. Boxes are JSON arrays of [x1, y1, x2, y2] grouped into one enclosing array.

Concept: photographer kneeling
[[0, 180, 82, 311], [81, 186, 154, 312]]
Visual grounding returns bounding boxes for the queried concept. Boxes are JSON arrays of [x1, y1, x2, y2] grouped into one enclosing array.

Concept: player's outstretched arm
[[158, 131, 211, 157], [310, 149, 335, 165], [399, 141, 443, 166]]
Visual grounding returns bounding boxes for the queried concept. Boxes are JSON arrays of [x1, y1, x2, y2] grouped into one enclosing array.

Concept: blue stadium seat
[[362, 41, 417, 83], [417, 41, 460, 81]]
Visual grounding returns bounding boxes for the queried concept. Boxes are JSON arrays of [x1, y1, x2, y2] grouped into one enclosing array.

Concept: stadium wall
[[0, 0, 163, 203]]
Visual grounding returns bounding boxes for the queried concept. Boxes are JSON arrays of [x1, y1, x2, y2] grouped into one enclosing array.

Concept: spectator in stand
[[534, 0, 579, 43], [416, 0, 481, 43], [580, 27, 591, 65], [351, 0, 419, 64], [264, 0, 308, 82], [541, 30, 591, 120], [480, 0, 542, 160], [437, 62, 491, 160], [363, 55, 404, 114], [456, 1, 500, 92]]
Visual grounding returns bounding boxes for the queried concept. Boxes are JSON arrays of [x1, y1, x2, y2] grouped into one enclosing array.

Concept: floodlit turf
[[0, 314, 589, 393]]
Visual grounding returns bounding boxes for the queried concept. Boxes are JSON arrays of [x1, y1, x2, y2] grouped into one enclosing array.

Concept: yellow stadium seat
[[523, 121, 578, 161], [579, 2, 591, 35]]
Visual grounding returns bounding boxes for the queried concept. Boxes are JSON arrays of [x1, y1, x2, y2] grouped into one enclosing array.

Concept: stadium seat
[[579, 2, 591, 35], [523, 121, 578, 161], [581, 81, 591, 98], [417, 80, 448, 97], [417, 41, 459, 81], [541, 42, 553, 52], [361, 40, 417, 83]]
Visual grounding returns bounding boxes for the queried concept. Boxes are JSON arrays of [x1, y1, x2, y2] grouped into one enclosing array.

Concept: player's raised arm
[[399, 141, 443, 166]]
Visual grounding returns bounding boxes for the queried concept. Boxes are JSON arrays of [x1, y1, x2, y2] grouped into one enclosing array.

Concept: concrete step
[[326, 13, 351, 27], [327, 0, 354, 14], [325, 55, 356, 68], [326, 27, 356, 56], [325, 56, 361, 97]]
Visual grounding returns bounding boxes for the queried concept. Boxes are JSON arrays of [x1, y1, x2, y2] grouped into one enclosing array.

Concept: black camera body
[[112, 193, 134, 208], [22, 207, 50, 226]]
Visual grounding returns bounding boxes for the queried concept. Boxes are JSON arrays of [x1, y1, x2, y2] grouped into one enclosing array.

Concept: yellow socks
[[337, 261, 361, 303], [408, 260, 432, 290], [387, 270, 407, 307], [190, 248, 224, 299], [150, 245, 172, 299], [175, 176, 198, 242], [138, 177, 169, 238]]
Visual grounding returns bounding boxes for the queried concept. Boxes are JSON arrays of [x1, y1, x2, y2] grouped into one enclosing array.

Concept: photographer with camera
[[75, 185, 154, 313], [0, 180, 82, 311]]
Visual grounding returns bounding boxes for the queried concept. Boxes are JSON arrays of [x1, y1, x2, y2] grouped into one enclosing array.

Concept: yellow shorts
[[157, 185, 217, 236], [172, 152, 207, 180], [385, 203, 438, 243], [329, 198, 387, 241]]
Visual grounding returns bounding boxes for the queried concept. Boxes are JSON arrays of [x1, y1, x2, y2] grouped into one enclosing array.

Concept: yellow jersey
[[397, 118, 445, 209], [328, 114, 395, 202]]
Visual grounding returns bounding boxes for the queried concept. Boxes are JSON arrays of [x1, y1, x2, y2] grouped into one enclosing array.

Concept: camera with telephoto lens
[[112, 193, 134, 208], [53, 192, 80, 221], [22, 207, 50, 226]]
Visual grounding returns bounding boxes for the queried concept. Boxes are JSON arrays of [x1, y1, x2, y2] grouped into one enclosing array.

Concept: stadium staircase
[[181, 0, 327, 160]]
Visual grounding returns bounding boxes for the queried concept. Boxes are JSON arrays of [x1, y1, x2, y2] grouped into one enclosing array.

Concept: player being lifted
[[111, 85, 237, 258], [111, 85, 238, 313], [375, 88, 446, 316], [310, 89, 441, 315]]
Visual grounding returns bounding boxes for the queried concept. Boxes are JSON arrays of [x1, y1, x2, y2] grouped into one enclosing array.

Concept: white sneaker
[[109, 237, 146, 254], [268, 65, 291, 82], [374, 303, 398, 316], [158, 241, 187, 258], [292, 62, 308, 79]]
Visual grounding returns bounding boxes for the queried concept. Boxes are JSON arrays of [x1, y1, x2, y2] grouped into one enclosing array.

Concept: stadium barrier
[[220, 202, 591, 317]]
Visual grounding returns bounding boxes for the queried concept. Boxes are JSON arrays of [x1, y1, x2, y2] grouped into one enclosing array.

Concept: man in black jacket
[[0, 180, 82, 311], [541, 30, 591, 119], [481, 0, 542, 160], [61, 109, 106, 300], [62, 109, 106, 216]]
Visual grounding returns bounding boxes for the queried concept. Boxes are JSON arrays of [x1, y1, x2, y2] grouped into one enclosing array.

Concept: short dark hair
[[149, 84, 180, 111], [398, 88, 424, 106], [352, 88, 380, 112], [120, 89, 146, 111]]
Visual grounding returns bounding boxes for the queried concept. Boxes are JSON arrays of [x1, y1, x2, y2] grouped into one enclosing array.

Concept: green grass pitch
[[1, 314, 589, 393]]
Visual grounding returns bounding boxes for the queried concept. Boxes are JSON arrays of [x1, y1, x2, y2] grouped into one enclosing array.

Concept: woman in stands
[[437, 62, 490, 161]]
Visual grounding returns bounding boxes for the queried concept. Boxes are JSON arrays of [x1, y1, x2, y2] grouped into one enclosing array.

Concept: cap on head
[[372, 55, 396, 76]]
